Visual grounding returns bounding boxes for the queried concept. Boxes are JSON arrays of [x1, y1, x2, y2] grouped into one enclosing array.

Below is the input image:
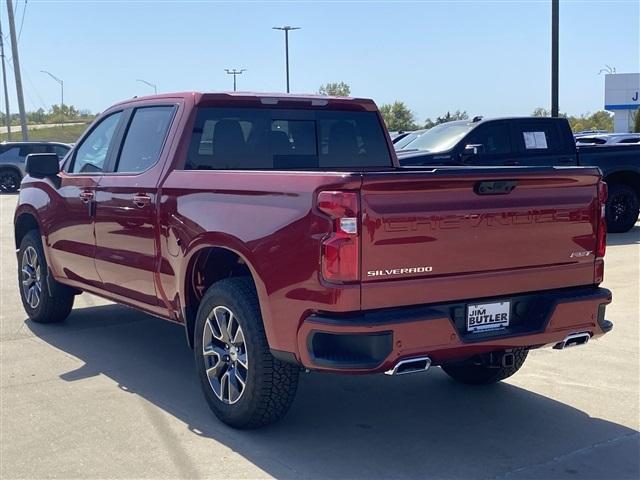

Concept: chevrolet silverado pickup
[[15, 93, 612, 429], [397, 117, 640, 233]]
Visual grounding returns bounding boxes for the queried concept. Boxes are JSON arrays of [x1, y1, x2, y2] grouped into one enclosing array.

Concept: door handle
[[79, 190, 94, 203], [133, 194, 151, 208], [558, 157, 574, 165]]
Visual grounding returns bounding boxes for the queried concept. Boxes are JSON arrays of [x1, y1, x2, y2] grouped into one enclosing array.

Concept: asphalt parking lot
[[0, 193, 638, 480]]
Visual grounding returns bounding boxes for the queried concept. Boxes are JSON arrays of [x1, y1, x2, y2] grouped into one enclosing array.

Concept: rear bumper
[[293, 286, 612, 373]]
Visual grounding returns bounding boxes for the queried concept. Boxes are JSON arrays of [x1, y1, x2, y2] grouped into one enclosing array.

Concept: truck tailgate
[[360, 167, 601, 310]]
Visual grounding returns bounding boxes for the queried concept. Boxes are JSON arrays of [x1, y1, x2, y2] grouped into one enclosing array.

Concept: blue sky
[[4, 0, 639, 122]]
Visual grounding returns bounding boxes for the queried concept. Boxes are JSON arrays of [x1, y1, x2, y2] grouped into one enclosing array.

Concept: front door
[[47, 111, 124, 288], [93, 105, 177, 307]]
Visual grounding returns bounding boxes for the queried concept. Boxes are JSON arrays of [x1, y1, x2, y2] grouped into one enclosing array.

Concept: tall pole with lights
[[551, 0, 559, 117], [41, 71, 64, 125], [136, 78, 158, 95], [225, 69, 246, 92], [273, 26, 300, 93]]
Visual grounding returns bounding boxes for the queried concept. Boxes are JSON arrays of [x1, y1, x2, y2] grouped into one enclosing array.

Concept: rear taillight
[[317, 191, 360, 283], [596, 181, 607, 258]]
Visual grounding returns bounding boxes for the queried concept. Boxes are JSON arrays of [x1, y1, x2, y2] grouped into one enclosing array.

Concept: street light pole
[[551, 0, 559, 117], [136, 79, 158, 95], [6, 0, 27, 140], [273, 26, 300, 93], [41, 70, 64, 126], [0, 16, 12, 140], [225, 69, 246, 92]]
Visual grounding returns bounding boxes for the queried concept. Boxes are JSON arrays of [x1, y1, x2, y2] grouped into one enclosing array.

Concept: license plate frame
[[466, 301, 511, 333]]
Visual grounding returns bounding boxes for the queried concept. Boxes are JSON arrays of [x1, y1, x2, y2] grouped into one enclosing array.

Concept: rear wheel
[[18, 230, 74, 323], [194, 277, 299, 429], [606, 184, 639, 233], [0, 168, 21, 193], [441, 349, 528, 385]]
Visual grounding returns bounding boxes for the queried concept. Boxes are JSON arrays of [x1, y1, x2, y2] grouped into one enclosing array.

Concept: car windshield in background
[[186, 107, 392, 170], [394, 130, 426, 150], [406, 122, 476, 153]]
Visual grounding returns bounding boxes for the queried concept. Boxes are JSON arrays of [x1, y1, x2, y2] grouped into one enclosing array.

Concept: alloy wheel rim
[[0, 172, 17, 191], [21, 246, 42, 309], [611, 194, 630, 223], [202, 305, 248, 404]]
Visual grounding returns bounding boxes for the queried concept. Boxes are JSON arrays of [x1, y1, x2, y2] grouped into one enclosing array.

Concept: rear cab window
[[184, 107, 391, 170]]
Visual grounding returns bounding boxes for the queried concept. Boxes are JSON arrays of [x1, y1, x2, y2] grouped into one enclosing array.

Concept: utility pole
[[225, 69, 246, 92], [6, 0, 28, 140], [0, 16, 12, 140], [273, 26, 300, 93], [41, 71, 64, 126], [136, 78, 157, 95], [551, 0, 559, 117]]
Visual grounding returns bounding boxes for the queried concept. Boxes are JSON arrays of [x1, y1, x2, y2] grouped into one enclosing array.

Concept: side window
[[517, 123, 563, 152], [0, 146, 20, 160], [70, 112, 122, 174], [50, 145, 70, 158], [618, 138, 640, 144], [115, 106, 175, 173], [20, 145, 48, 158], [466, 123, 512, 155]]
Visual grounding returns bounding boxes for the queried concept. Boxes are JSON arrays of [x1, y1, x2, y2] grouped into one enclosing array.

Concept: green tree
[[567, 111, 613, 132], [379, 101, 417, 131], [633, 110, 640, 133], [318, 82, 351, 97], [424, 110, 468, 129], [532, 107, 550, 117]]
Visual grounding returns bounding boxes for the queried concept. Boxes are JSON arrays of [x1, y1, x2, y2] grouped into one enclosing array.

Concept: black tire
[[18, 230, 74, 323], [441, 349, 528, 385], [0, 168, 21, 193], [194, 277, 299, 429], [606, 184, 639, 233]]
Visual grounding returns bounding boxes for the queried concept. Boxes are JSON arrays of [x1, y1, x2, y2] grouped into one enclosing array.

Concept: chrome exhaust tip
[[385, 356, 432, 376], [554, 332, 591, 350]]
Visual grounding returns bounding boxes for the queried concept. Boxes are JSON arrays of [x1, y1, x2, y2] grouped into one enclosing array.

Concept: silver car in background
[[0, 142, 71, 192]]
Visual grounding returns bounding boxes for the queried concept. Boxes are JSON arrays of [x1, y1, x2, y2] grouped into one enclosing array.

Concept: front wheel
[[194, 277, 299, 429], [441, 349, 528, 385], [0, 169, 21, 193], [18, 230, 74, 323], [606, 184, 639, 233]]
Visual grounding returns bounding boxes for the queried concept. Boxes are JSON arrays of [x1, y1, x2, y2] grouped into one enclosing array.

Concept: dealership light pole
[[273, 26, 300, 93], [136, 78, 157, 95], [6, 0, 27, 140], [551, 0, 559, 117], [225, 69, 246, 92], [0, 17, 12, 140], [41, 71, 64, 126]]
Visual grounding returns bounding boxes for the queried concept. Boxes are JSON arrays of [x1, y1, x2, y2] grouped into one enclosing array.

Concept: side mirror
[[463, 144, 484, 156], [25, 153, 60, 178]]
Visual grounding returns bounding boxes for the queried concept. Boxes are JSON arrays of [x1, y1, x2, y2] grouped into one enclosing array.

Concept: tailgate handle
[[475, 180, 517, 195]]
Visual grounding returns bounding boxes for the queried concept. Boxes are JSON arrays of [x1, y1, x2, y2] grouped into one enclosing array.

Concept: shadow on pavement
[[27, 304, 639, 479], [607, 223, 640, 246]]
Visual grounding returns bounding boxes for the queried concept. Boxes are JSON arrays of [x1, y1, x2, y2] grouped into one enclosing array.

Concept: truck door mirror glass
[[25, 153, 61, 178]]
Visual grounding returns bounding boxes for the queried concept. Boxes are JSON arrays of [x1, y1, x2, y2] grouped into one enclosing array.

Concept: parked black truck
[[397, 117, 640, 233]]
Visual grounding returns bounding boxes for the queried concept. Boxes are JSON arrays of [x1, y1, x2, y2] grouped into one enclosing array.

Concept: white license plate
[[467, 301, 510, 333]]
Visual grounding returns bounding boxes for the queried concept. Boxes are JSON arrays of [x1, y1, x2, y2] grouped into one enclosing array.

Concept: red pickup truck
[[15, 92, 612, 429]]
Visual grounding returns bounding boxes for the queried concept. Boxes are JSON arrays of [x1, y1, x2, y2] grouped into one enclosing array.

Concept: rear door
[[359, 168, 600, 310], [93, 104, 177, 307], [511, 120, 577, 166]]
